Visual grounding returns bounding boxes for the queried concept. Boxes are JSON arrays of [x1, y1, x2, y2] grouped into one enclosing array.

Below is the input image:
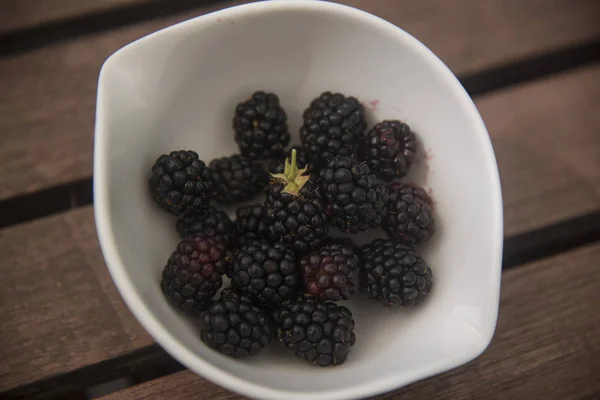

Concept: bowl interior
[[95, 2, 502, 399]]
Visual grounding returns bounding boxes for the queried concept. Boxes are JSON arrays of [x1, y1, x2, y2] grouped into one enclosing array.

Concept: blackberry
[[210, 155, 268, 204], [149, 150, 214, 215], [200, 296, 272, 358], [274, 295, 356, 366], [230, 239, 300, 307], [176, 206, 236, 245], [233, 91, 290, 159], [383, 183, 435, 245], [319, 156, 388, 233], [300, 92, 367, 167], [269, 147, 311, 175], [234, 204, 268, 246], [363, 120, 417, 180], [263, 149, 329, 255], [300, 242, 360, 301], [160, 235, 228, 313], [361, 238, 433, 307]]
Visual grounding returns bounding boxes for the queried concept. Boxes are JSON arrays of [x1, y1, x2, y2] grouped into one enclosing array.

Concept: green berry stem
[[271, 148, 310, 196]]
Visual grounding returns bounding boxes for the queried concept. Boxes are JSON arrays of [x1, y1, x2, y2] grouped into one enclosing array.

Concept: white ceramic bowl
[[94, 1, 503, 399]]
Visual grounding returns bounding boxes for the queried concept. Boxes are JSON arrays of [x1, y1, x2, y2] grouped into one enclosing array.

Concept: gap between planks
[[1, 0, 600, 201]]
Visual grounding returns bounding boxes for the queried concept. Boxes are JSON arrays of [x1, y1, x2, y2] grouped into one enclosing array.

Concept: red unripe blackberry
[[160, 235, 228, 314], [300, 242, 360, 301]]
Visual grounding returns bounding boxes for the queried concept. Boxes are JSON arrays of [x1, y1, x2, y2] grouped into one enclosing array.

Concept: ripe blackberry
[[210, 155, 268, 204], [149, 150, 214, 215], [230, 239, 300, 307], [363, 120, 417, 180], [319, 156, 388, 233], [300, 242, 360, 301], [200, 296, 272, 358], [263, 149, 329, 255], [268, 147, 311, 175], [160, 235, 228, 313], [274, 295, 356, 366], [233, 91, 290, 159], [176, 206, 236, 245], [300, 92, 367, 167], [361, 238, 433, 307], [383, 183, 435, 245], [234, 204, 268, 246]]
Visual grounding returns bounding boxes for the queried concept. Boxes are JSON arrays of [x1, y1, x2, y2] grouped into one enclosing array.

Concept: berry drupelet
[[229, 239, 300, 308], [160, 235, 228, 314], [300, 92, 367, 167], [234, 203, 269, 246], [148, 150, 214, 216], [274, 295, 356, 366], [233, 91, 290, 160], [319, 156, 388, 233], [361, 238, 433, 307], [300, 241, 360, 301], [209, 154, 268, 204], [200, 294, 273, 358], [176, 206, 236, 246], [263, 149, 329, 256], [362, 120, 417, 180], [382, 183, 435, 245]]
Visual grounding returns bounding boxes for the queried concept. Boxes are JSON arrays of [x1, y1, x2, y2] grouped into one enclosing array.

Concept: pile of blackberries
[[148, 91, 436, 366]]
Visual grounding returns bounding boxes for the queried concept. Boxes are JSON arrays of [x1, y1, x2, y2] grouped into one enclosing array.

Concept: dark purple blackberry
[[160, 235, 228, 314], [209, 155, 268, 204], [274, 295, 356, 366], [319, 156, 388, 233], [176, 206, 236, 245], [230, 239, 300, 308], [200, 296, 272, 358], [361, 238, 433, 307], [300, 92, 367, 167], [233, 91, 290, 160], [383, 183, 435, 245], [269, 147, 311, 175], [300, 242, 360, 301], [363, 120, 417, 180], [234, 203, 269, 246], [263, 149, 329, 255], [149, 150, 214, 216]]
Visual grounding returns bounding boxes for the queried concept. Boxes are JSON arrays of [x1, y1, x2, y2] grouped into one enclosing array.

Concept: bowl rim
[[94, 1, 504, 399]]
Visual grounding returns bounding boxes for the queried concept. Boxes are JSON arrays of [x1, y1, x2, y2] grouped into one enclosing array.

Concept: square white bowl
[[94, 1, 503, 399]]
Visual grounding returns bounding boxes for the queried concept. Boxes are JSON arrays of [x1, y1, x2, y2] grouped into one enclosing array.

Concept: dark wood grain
[[0, 206, 153, 393], [100, 242, 600, 400], [477, 64, 600, 236], [0, 0, 153, 33], [1, 0, 600, 201]]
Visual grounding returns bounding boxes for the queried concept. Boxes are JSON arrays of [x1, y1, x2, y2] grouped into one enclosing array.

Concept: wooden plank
[[0, 206, 153, 393], [1, 0, 600, 201], [0, 0, 152, 33], [477, 64, 600, 236], [100, 242, 600, 400]]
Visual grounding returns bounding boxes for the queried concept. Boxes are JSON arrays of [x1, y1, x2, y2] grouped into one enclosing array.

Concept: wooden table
[[1, 1, 600, 399]]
